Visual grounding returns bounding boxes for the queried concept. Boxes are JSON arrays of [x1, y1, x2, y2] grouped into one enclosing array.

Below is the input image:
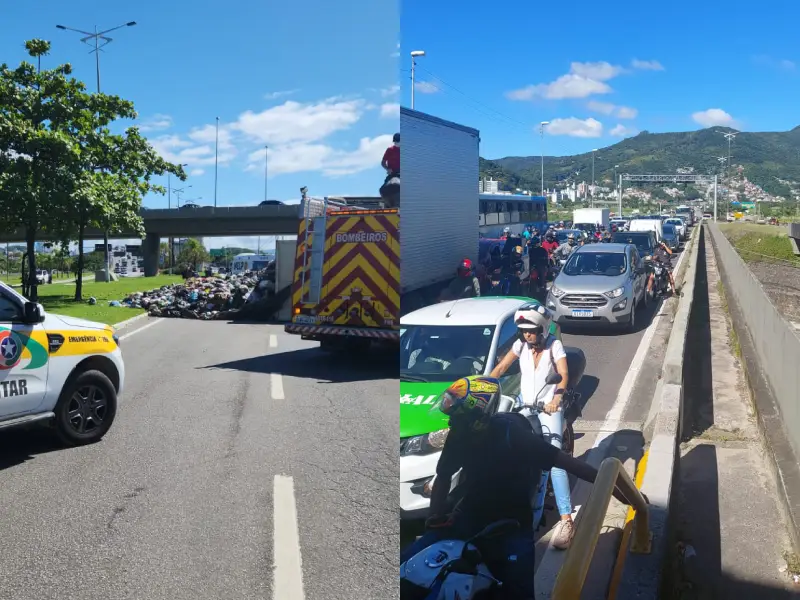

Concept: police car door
[[0, 292, 50, 420]]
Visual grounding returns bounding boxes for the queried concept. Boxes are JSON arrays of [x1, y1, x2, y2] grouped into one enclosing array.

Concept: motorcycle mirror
[[546, 373, 562, 385]]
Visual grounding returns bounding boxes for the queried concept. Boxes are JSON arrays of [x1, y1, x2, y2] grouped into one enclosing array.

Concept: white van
[[628, 218, 663, 242]]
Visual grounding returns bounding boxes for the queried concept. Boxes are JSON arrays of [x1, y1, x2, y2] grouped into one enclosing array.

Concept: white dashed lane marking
[[273, 475, 306, 600]]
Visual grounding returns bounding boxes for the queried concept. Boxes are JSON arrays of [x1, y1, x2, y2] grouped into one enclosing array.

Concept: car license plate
[[294, 315, 317, 324], [572, 309, 594, 318]]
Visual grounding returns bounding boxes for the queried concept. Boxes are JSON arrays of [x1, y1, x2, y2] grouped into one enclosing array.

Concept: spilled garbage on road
[[113, 271, 283, 320]]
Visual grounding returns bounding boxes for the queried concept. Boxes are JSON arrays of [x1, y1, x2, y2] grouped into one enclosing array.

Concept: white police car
[[0, 281, 125, 445]]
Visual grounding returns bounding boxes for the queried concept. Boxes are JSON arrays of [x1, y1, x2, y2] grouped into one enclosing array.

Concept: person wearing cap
[[381, 133, 400, 178]]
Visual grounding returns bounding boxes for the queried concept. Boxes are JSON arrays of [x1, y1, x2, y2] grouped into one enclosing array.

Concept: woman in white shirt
[[490, 302, 575, 550]]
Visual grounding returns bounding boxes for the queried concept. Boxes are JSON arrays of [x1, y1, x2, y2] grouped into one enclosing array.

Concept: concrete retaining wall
[[707, 222, 800, 551], [706, 222, 800, 454]]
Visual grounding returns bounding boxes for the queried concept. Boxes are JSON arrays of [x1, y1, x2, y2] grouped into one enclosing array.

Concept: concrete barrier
[[615, 224, 702, 599], [706, 221, 800, 551]]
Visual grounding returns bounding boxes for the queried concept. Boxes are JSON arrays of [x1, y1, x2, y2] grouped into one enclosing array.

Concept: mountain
[[479, 126, 800, 198]]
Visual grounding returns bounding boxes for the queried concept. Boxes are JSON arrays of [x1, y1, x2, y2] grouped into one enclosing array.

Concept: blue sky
[[2, 0, 399, 250], [401, 0, 800, 162]]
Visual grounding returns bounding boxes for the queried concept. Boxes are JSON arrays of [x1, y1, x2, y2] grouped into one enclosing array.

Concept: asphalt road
[[0, 318, 397, 600]]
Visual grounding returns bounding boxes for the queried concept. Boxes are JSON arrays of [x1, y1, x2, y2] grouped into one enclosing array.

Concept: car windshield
[[663, 224, 676, 235], [612, 233, 653, 255], [400, 325, 495, 383], [563, 251, 626, 276]]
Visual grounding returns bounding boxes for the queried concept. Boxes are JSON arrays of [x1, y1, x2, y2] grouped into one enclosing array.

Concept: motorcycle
[[651, 261, 669, 297], [487, 267, 521, 297], [400, 519, 519, 599], [380, 172, 400, 208]]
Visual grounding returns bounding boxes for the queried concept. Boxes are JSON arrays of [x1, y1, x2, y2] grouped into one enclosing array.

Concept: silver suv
[[546, 243, 648, 331]]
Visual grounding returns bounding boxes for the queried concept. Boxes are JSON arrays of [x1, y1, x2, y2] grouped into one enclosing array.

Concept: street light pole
[[539, 121, 549, 199], [56, 21, 137, 283], [410, 50, 425, 110], [723, 132, 736, 217], [591, 149, 598, 208], [264, 146, 269, 201], [214, 117, 220, 208]]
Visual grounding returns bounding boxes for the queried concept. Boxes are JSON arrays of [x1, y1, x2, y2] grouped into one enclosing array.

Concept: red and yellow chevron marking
[[284, 324, 399, 340], [289, 212, 399, 332]]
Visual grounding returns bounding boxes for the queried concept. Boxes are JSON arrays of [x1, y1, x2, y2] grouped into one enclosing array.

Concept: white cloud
[[545, 117, 603, 138], [507, 62, 623, 101], [380, 103, 399, 119], [381, 84, 400, 97], [586, 101, 638, 119], [752, 55, 795, 71], [264, 89, 299, 100], [631, 59, 664, 71], [190, 168, 205, 176], [232, 98, 364, 145], [610, 124, 637, 137], [691, 108, 740, 128], [586, 100, 616, 115], [390, 42, 400, 58], [414, 81, 439, 94], [151, 123, 238, 168], [616, 106, 638, 119], [248, 135, 392, 177], [569, 61, 625, 81], [139, 113, 173, 132]]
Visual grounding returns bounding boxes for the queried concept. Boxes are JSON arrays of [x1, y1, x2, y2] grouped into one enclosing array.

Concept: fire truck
[[284, 193, 399, 350]]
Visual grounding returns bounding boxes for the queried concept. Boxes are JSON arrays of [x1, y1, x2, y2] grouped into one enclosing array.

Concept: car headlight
[[604, 286, 625, 299], [401, 428, 450, 457], [550, 285, 566, 298]]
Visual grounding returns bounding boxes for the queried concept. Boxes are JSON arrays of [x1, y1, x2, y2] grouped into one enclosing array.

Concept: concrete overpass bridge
[[0, 205, 304, 276]]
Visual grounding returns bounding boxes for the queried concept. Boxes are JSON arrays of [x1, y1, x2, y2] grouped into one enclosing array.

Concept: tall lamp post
[[591, 149, 598, 207], [717, 156, 728, 219], [264, 145, 269, 202], [722, 131, 737, 217], [56, 21, 137, 283], [539, 121, 549, 199], [410, 50, 426, 110], [614, 164, 620, 216], [214, 117, 220, 208]]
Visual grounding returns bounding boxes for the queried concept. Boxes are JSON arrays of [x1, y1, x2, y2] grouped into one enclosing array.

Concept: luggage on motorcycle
[[379, 175, 400, 208]]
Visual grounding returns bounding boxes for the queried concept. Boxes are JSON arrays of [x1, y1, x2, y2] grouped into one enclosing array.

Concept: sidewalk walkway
[[667, 231, 799, 598]]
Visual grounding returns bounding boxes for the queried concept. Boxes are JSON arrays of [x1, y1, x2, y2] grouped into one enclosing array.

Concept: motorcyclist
[[399, 373, 633, 599], [502, 226, 511, 239], [647, 240, 677, 295], [541, 230, 559, 256], [527, 236, 550, 288], [441, 258, 481, 301], [554, 233, 578, 262], [490, 303, 574, 549]]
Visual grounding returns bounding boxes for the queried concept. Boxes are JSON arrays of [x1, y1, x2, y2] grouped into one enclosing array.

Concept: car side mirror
[[23, 301, 44, 324]]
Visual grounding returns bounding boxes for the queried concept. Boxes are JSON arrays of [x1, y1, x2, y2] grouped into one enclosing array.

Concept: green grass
[[0, 271, 77, 286], [32, 275, 182, 326], [719, 228, 800, 266], [719, 222, 787, 238]]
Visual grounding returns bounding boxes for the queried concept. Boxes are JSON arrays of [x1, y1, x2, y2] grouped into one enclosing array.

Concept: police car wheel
[[53, 369, 117, 446]]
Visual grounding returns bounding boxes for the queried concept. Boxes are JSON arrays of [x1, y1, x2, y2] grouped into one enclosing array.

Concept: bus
[[478, 193, 548, 238], [231, 252, 275, 274]]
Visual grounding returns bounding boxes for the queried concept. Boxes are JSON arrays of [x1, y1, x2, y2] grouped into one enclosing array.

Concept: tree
[[177, 238, 210, 271], [0, 39, 185, 302]]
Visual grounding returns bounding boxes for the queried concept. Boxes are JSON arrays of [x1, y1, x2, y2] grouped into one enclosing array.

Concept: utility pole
[[591, 149, 598, 208], [539, 121, 549, 199], [410, 50, 425, 110], [264, 145, 269, 202], [214, 117, 220, 208], [56, 20, 137, 283]]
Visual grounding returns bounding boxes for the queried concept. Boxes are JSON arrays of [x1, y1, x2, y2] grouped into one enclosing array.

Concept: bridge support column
[[143, 232, 161, 277]]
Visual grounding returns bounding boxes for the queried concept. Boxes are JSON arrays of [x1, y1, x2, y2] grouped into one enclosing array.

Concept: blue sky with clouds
[[401, 0, 800, 161], [2, 0, 399, 250]]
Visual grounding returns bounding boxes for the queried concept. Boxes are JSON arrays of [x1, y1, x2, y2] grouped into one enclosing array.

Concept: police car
[[0, 281, 125, 445]]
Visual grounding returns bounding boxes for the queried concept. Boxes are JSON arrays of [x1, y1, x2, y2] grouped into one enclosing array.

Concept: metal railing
[[552, 457, 651, 600]]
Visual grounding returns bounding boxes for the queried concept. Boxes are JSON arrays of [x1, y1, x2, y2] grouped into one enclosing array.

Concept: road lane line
[[269, 334, 278, 348], [273, 475, 306, 600], [271, 373, 285, 400], [119, 318, 165, 341], [534, 236, 692, 591]]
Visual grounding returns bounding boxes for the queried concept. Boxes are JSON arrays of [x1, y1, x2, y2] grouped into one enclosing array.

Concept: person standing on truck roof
[[382, 133, 400, 180]]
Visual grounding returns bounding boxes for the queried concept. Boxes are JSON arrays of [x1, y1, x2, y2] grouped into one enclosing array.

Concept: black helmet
[[530, 236, 541, 246], [393, 133, 400, 143]]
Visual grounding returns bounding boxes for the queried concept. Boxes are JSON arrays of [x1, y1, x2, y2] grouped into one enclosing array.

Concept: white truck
[[573, 208, 610, 231], [400, 108, 480, 314]]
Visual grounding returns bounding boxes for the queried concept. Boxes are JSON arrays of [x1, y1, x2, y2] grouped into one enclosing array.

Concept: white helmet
[[514, 302, 552, 333]]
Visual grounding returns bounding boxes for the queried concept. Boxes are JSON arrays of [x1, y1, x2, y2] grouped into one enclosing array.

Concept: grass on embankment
[[0, 271, 76, 286], [32, 275, 182, 326], [719, 223, 800, 267]]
